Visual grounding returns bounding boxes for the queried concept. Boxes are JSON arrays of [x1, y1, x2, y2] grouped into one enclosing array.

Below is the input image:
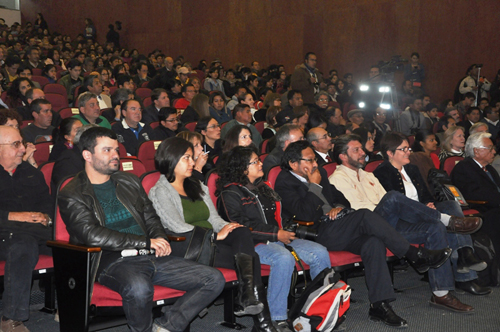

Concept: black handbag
[[167, 226, 217, 266]]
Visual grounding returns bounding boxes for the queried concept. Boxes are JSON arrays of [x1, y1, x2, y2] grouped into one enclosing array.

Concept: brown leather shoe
[[429, 293, 474, 314], [446, 216, 482, 234], [0, 317, 30, 332]]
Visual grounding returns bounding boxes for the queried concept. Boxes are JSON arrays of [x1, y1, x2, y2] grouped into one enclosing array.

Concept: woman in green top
[[149, 137, 277, 332]]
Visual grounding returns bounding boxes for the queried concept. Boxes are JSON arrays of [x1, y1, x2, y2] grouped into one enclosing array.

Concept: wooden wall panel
[[19, 0, 500, 103]]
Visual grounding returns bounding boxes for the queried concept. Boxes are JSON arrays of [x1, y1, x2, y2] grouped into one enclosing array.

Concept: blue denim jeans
[[254, 239, 331, 320], [374, 191, 454, 291], [0, 231, 40, 322], [98, 254, 225, 332], [435, 200, 477, 282]]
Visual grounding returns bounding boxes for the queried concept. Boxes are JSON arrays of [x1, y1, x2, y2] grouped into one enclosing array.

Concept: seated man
[[220, 103, 262, 148], [116, 74, 136, 93], [59, 59, 83, 106], [0, 126, 53, 332], [480, 106, 500, 141], [142, 88, 170, 125], [306, 127, 334, 166], [451, 132, 500, 265], [103, 88, 134, 123], [457, 107, 481, 137], [330, 134, 482, 313], [58, 127, 225, 332], [151, 107, 187, 140], [400, 97, 426, 136], [73, 92, 112, 129], [455, 92, 475, 118], [17, 88, 62, 128], [79, 74, 112, 110], [275, 140, 451, 328], [325, 106, 346, 139], [112, 99, 154, 156], [173, 83, 195, 112], [263, 124, 303, 173], [21, 99, 54, 143]]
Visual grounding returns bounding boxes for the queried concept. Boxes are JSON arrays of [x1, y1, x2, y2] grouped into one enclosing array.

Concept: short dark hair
[[287, 89, 301, 102], [78, 127, 117, 153], [304, 52, 316, 61], [111, 88, 132, 109], [155, 137, 204, 201], [181, 83, 194, 94], [413, 129, 436, 152], [195, 116, 215, 133], [116, 74, 132, 87], [5, 54, 21, 67], [67, 59, 82, 70], [466, 106, 480, 115], [83, 74, 99, 91], [120, 99, 139, 112], [158, 107, 177, 122], [464, 92, 476, 100], [0, 108, 22, 126], [281, 140, 311, 170], [53, 117, 81, 143], [411, 52, 420, 58], [151, 88, 167, 103], [232, 103, 249, 119], [30, 98, 51, 114], [332, 134, 362, 164], [379, 132, 408, 159], [483, 106, 494, 116]]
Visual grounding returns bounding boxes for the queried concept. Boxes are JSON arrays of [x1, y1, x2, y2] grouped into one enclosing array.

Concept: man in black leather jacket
[[58, 127, 225, 332]]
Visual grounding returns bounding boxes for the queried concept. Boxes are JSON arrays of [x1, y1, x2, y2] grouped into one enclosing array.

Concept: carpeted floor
[[3, 268, 500, 331]]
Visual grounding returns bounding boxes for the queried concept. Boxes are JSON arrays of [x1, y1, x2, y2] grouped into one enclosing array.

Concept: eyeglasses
[[317, 133, 332, 141], [395, 147, 412, 152], [165, 118, 180, 123], [375, 112, 386, 116], [300, 157, 317, 163], [477, 146, 495, 151], [248, 159, 262, 166], [239, 135, 252, 140], [207, 124, 221, 129], [0, 141, 23, 149]]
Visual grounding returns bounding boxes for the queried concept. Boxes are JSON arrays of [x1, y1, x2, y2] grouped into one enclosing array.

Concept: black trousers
[[316, 209, 410, 304]]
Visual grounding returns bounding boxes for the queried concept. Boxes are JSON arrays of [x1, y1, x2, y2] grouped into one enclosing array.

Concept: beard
[[92, 156, 120, 175], [347, 155, 365, 169]]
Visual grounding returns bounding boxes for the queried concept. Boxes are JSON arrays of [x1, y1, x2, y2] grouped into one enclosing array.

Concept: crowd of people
[[0, 15, 500, 332]]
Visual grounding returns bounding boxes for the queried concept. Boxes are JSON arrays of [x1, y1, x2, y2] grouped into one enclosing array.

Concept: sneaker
[[0, 318, 30, 332]]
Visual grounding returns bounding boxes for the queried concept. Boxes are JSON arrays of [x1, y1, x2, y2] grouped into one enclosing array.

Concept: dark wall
[[20, 0, 500, 103]]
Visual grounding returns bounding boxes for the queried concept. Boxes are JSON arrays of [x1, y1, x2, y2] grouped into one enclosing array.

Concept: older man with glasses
[[0, 126, 54, 332]]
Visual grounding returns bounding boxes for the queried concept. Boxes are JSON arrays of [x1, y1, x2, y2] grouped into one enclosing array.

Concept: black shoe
[[251, 285, 278, 332], [369, 302, 408, 328], [455, 281, 492, 296], [457, 247, 487, 273], [234, 253, 264, 316], [408, 246, 452, 273]]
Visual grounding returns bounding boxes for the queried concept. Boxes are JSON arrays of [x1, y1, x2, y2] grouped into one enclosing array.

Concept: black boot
[[457, 247, 487, 273], [234, 253, 264, 316], [252, 285, 278, 332]]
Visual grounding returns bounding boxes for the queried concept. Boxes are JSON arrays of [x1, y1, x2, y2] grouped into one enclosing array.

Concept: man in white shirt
[[330, 134, 482, 314]]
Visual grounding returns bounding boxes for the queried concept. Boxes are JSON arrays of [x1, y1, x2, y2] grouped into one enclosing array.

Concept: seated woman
[[409, 129, 441, 184], [209, 91, 232, 124], [203, 66, 226, 96], [42, 64, 57, 84], [195, 116, 222, 156], [49, 118, 83, 161], [149, 137, 276, 332], [373, 132, 490, 295], [5, 77, 33, 108], [352, 126, 381, 163], [176, 131, 210, 182], [180, 93, 210, 124], [238, 92, 258, 122], [216, 146, 331, 330], [438, 126, 465, 162], [222, 124, 254, 154], [262, 106, 281, 140]]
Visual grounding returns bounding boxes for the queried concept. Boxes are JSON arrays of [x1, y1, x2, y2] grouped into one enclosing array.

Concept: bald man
[[0, 126, 53, 331], [307, 127, 334, 165]]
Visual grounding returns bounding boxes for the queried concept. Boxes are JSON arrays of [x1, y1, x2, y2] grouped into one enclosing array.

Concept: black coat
[[274, 168, 350, 223], [451, 157, 500, 210], [112, 121, 154, 156], [142, 105, 159, 125], [372, 160, 434, 204]]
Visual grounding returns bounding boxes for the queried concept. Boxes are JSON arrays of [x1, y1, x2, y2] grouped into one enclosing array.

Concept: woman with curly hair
[[216, 145, 330, 331], [149, 137, 276, 332], [5, 77, 33, 108]]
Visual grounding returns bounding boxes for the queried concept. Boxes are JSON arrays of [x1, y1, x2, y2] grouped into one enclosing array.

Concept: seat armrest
[[466, 200, 488, 205], [47, 240, 101, 253], [167, 236, 185, 242], [293, 220, 315, 226]]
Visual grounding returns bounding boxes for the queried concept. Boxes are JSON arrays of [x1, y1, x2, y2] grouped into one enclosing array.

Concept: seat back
[[260, 138, 269, 154], [265, 165, 282, 189], [254, 121, 265, 134], [141, 81, 149, 88], [44, 83, 68, 97], [39, 161, 55, 195], [150, 122, 160, 129], [143, 97, 152, 108], [32, 68, 42, 76], [59, 107, 80, 119], [32, 75, 50, 88], [140, 171, 161, 195], [407, 135, 415, 147], [54, 176, 75, 242], [137, 140, 162, 172], [118, 142, 128, 158], [109, 86, 118, 95], [441, 156, 464, 176], [185, 122, 197, 132], [322, 162, 338, 177], [45, 93, 69, 112], [204, 169, 220, 207], [259, 153, 268, 163], [364, 160, 384, 172], [135, 87, 152, 99], [33, 142, 54, 165], [120, 158, 146, 177], [21, 120, 33, 129]]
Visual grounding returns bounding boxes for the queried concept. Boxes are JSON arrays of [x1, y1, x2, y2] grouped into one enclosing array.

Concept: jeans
[[0, 231, 40, 322], [98, 254, 225, 332], [435, 200, 477, 282], [254, 239, 331, 320], [374, 191, 454, 291]]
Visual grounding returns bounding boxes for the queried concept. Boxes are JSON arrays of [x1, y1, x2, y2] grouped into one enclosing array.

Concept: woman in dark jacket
[[217, 146, 330, 330], [373, 132, 489, 295], [49, 117, 83, 161]]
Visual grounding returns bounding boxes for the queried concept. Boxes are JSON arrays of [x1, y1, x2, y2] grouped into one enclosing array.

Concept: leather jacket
[[58, 170, 167, 281], [217, 182, 282, 244]]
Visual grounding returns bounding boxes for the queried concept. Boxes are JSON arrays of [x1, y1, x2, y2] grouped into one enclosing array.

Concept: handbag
[[167, 226, 217, 266]]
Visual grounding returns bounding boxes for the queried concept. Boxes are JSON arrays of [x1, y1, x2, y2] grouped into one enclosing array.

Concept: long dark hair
[[412, 129, 437, 152], [53, 117, 80, 143], [216, 146, 257, 194], [222, 124, 251, 153], [155, 137, 204, 201]]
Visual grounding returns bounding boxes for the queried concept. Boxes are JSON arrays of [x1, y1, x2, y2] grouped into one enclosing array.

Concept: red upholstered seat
[[45, 93, 69, 112], [364, 160, 384, 172], [260, 139, 269, 154], [39, 161, 55, 194], [0, 254, 53, 276], [44, 83, 67, 97], [143, 97, 152, 108], [254, 121, 265, 134], [141, 171, 161, 195], [135, 87, 152, 99], [137, 140, 162, 172], [265, 165, 281, 189], [259, 153, 268, 163], [322, 162, 337, 177], [91, 283, 186, 307], [441, 156, 464, 176], [185, 121, 197, 132], [32, 75, 50, 88], [205, 169, 219, 207], [58, 107, 80, 119], [120, 158, 147, 177], [33, 142, 54, 165]]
